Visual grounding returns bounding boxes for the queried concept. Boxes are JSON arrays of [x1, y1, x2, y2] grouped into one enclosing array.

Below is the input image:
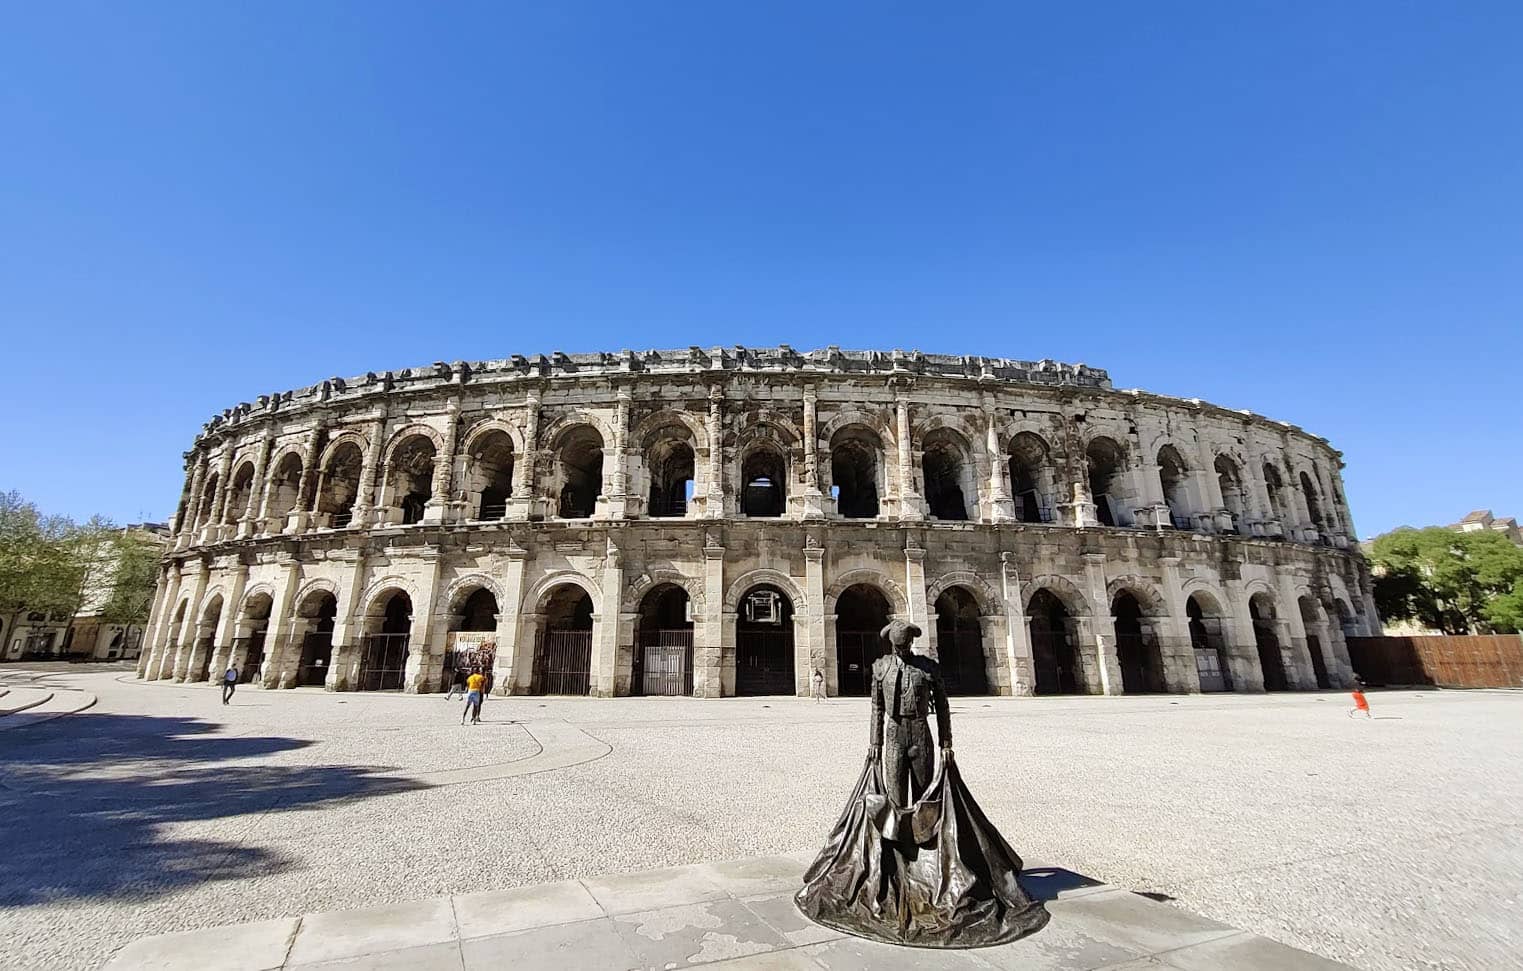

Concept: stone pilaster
[[904, 539, 928, 630], [699, 534, 726, 697], [404, 551, 444, 692], [425, 399, 459, 524], [261, 557, 302, 688], [605, 386, 631, 519], [1223, 576, 1266, 692], [139, 566, 177, 679], [803, 534, 827, 692], [1081, 553, 1123, 694], [210, 561, 249, 677], [175, 457, 206, 541], [287, 421, 326, 533], [984, 395, 1014, 522], [326, 550, 368, 690], [1000, 552, 1034, 696], [592, 537, 624, 696], [172, 563, 209, 681], [1157, 556, 1201, 692], [705, 385, 724, 519], [495, 544, 529, 693], [799, 386, 825, 519], [894, 388, 923, 520], [239, 433, 274, 538], [509, 387, 540, 520], [351, 419, 386, 527], [202, 449, 234, 543]]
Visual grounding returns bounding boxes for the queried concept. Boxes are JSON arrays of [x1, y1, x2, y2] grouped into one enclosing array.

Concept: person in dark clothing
[[446, 667, 467, 700], [221, 665, 238, 705]]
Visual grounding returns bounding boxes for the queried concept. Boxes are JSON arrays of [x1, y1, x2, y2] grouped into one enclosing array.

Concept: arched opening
[[1157, 445, 1191, 529], [195, 595, 223, 682], [1263, 463, 1287, 526], [197, 472, 220, 527], [646, 438, 695, 518], [445, 588, 500, 690], [465, 431, 514, 521], [922, 430, 973, 521], [1250, 593, 1287, 691], [830, 426, 882, 519], [236, 592, 273, 683], [1214, 455, 1246, 533], [1086, 437, 1128, 527], [317, 441, 364, 528], [264, 453, 304, 527], [1112, 591, 1163, 693], [740, 446, 788, 517], [1008, 432, 1053, 524], [554, 427, 604, 519], [359, 591, 411, 691], [1299, 471, 1325, 530], [736, 584, 795, 695], [1187, 594, 1232, 691], [634, 584, 693, 695], [533, 585, 594, 694], [387, 436, 436, 525], [295, 592, 338, 687], [835, 584, 891, 695], [1028, 589, 1081, 695], [934, 587, 988, 695], [161, 600, 189, 678], [1299, 596, 1331, 688], [225, 462, 256, 525]]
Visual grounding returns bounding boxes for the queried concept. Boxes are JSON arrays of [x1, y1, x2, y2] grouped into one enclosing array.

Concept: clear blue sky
[[2, 3, 1519, 537]]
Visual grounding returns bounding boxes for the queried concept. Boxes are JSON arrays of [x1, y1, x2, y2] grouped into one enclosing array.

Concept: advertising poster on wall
[[445, 631, 497, 678]]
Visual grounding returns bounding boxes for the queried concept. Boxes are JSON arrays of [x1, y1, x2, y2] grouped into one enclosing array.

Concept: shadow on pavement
[[0, 711, 426, 908]]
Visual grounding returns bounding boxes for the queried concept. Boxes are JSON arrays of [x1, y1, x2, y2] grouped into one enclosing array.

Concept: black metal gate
[[297, 631, 334, 686], [836, 630, 885, 696], [358, 633, 409, 691], [534, 630, 593, 695], [1031, 629, 1080, 694], [737, 629, 795, 695], [638, 630, 692, 696], [234, 632, 266, 683], [939, 629, 988, 696]]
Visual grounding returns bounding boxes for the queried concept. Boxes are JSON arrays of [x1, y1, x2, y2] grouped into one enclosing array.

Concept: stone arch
[[1021, 574, 1092, 616], [731, 413, 803, 450], [623, 569, 706, 614], [197, 585, 228, 621], [360, 575, 418, 617], [293, 577, 339, 609], [818, 409, 896, 450], [444, 573, 506, 615], [524, 570, 603, 616], [318, 432, 370, 471], [1105, 575, 1169, 616], [632, 408, 709, 452], [723, 569, 808, 613], [460, 418, 526, 458], [541, 410, 617, 452], [920, 425, 979, 521], [824, 569, 909, 616], [925, 571, 1002, 614], [1179, 578, 1230, 616], [381, 423, 446, 466], [1242, 578, 1278, 605], [237, 583, 277, 616], [911, 413, 978, 446]]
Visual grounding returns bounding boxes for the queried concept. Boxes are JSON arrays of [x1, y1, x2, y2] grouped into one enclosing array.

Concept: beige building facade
[[136, 347, 1378, 698]]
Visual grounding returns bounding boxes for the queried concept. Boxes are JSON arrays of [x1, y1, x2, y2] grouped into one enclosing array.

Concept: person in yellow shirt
[[462, 669, 486, 725]]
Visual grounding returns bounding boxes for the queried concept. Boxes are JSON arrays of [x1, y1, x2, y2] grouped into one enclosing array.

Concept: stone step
[[104, 851, 1351, 971], [0, 687, 53, 716], [0, 687, 95, 731]]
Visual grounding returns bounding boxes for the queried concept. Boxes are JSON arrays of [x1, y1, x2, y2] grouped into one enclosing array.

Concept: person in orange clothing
[[462, 667, 486, 725], [1349, 676, 1371, 718]]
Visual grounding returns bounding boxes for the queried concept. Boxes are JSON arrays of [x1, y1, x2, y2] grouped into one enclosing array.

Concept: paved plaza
[[2, 665, 1520, 970]]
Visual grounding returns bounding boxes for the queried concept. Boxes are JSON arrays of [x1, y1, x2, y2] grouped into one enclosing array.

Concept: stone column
[[172, 564, 209, 681], [404, 551, 444, 692], [803, 535, 828, 692], [999, 553, 1033, 696], [1247, 461, 1282, 539], [175, 458, 206, 541], [288, 421, 326, 533], [494, 545, 529, 693], [591, 537, 624, 695], [210, 561, 249, 677], [705, 385, 724, 519], [261, 557, 301, 688], [1276, 573, 1314, 689], [1224, 577, 1266, 691], [895, 389, 923, 520], [326, 550, 368, 690], [351, 419, 386, 527], [605, 386, 631, 519], [984, 396, 1014, 522], [904, 540, 928, 630], [239, 434, 274, 538], [1081, 553, 1123, 694], [426, 400, 460, 524], [1157, 557, 1202, 692], [1134, 459, 1170, 530], [203, 449, 235, 542], [699, 534, 726, 696], [508, 388, 541, 520], [139, 566, 177, 679], [799, 386, 825, 519]]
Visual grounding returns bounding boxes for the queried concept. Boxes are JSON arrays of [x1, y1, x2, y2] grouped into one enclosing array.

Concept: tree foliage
[[0, 491, 96, 619], [1369, 527, 1523, 634], [100, 530, 161, 627]]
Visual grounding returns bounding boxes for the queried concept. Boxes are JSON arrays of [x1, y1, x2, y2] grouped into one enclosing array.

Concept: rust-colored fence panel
[[1347, 635, 1523, 688]]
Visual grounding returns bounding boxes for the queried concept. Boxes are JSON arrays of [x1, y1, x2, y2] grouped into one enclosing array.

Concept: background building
[[137, 347, 1377, 697]]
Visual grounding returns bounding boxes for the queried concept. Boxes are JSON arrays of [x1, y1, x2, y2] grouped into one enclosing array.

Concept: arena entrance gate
[[532, 585, 594, 695], [1029, 589, 1081, 695], [635, 585, 693, 696], [835, 584, 891, 696], [934, 587, 988, 696], [358, 592, 411, 691], [736, 584, 795, 695]]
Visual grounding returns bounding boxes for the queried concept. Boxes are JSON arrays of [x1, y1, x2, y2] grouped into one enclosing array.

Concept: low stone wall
[[1346, 635, 1523, 688]]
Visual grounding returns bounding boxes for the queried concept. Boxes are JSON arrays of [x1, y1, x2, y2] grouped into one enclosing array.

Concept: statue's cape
[[794, 752, 1049, 948]]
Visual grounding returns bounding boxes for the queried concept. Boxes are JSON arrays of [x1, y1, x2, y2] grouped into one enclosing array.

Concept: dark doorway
[[1187, 595, 1231, 692], [533, 586, 594, 695], [1112, 592, 1162, 693], [1299, 597, 1332, 688], [1029, 590, 1081, 694], [737, 585, 796, 695], [359, 592, 411, 691], [1251, 595, 1288, 691], [297, 594, 338, 687], [740, 448, 787, 517], [635, 584, 693, 696], [835, 584, 891, 696], [934, 587, 988, 695]]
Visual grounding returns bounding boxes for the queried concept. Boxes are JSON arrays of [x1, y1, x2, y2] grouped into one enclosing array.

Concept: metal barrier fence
[[533, 630, 593, 695], [737, 629, 795, 695], [638, 629, 693, 696], [358, 633, 409, 691]]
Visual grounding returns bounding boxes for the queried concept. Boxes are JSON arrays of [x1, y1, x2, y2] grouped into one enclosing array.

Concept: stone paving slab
[[104, 853, 1352, 971]]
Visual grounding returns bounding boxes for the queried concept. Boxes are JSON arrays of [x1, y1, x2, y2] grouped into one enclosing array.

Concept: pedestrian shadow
[[0, 711, 426, 908], [1018, 867, 1105, 901]]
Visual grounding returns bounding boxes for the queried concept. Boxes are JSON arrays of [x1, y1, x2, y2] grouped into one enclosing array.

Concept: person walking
[[482, 667, 495, 707], [221, 664, 239, 705], [462, 667, 486, 725], [1349, 676, 1371, 718], [445, 666, 467, 701], [812, 668, 825, 703]]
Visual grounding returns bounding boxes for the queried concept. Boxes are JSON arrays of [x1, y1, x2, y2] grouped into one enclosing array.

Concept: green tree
[[1369, 526, 1523, 634], [0, 490, 95, 620], [100, 530, 161, 628]]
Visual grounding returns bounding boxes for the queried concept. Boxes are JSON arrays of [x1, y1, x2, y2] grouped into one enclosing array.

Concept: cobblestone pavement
[[1, 664, 1519, 971]]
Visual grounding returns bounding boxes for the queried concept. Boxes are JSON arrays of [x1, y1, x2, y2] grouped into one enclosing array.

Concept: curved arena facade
[[136, 346, 1378, 699]]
